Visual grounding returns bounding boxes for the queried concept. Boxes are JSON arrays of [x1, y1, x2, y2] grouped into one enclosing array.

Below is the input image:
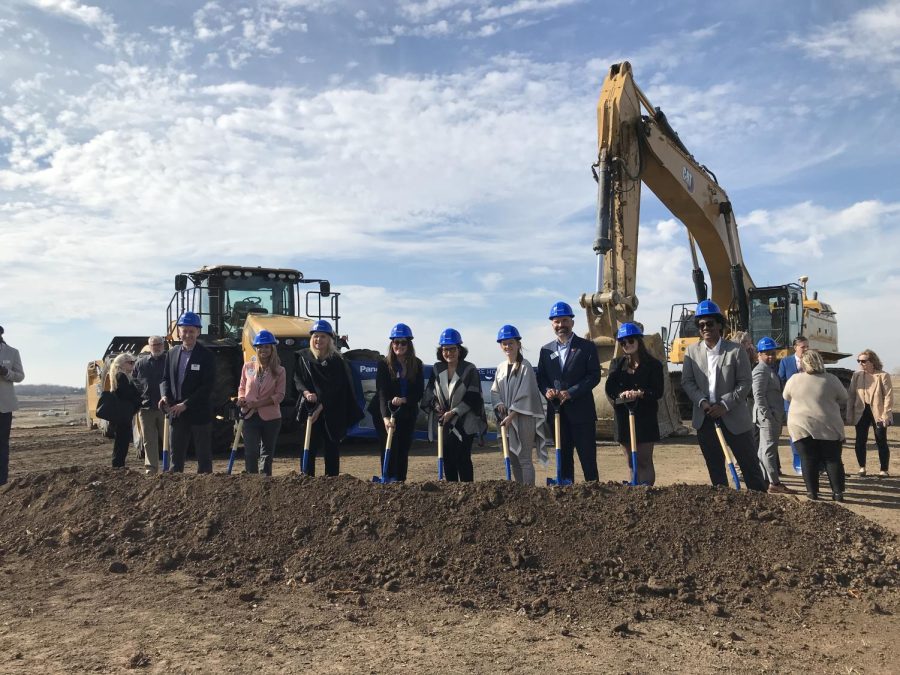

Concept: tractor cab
[[165, 265, 338, 343]]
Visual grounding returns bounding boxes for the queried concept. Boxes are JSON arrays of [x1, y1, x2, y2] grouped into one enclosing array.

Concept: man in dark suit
[[778, 335, 808, 475], [681, 300, 768, 492], [536, 301, 601, 482], [159, 311, 216, 473]]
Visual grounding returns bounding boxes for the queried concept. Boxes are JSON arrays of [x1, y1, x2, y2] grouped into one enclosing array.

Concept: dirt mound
[[1, 468, 897, 620]]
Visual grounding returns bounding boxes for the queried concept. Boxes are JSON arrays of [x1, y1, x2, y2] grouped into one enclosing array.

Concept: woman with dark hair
[[368, 323, 424, 482], [108, 353, 141, 468], [783, 349, 848, 500], [604, 323, 665, 485], [294, 320, 364, 477], [490, 324, 549, 485], [422, 328, 486, 482], [846, 348, 893, 477]]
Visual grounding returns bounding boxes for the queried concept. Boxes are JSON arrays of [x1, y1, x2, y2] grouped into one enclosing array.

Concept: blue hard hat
[[253, 330, 278, 346], [549, 301, 575, 319], [496, 324, 521, 342], [694, 299, 724, 320], [439, 328, 462, 346], [756, 336, 777, 353], [616, 322, 643, 340], [389, 323, 414, 340], [176, 311, 202, 328], [310, 319, 334, 336]]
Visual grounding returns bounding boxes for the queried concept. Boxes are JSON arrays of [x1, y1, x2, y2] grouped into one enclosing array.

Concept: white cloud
[[790, 0, 900, 66], [477, 0, 586, 21], [24, 0, 112, 31]]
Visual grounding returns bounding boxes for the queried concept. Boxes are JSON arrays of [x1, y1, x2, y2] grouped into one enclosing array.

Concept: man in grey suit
[[753, 337, 793, 493], [681, 301, 769, 492]]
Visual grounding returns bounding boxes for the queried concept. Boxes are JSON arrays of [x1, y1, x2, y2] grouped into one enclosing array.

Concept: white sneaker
[[879, 470, 890, 477], [858, 467, 866, 477]]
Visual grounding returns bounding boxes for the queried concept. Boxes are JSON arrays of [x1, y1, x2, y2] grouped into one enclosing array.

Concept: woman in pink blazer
[[237, 330, 286, 475]]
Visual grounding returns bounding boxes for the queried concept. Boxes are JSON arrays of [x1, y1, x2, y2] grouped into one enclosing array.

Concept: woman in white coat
[[490, 325, 549, 485]]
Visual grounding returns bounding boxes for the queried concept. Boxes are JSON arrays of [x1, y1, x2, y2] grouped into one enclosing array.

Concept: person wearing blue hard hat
[[752, 336, 793, 493], [368, 323, 425, 481], [293, 319, 363, 476], [491, 325, 551, 484], [536, 300, 602, 482], [421, 328, 486, 481], [236, 330, 286, 475], [680, 300, 769, 491], [160, 311, 216, 473], [604, 322, 665, 485]]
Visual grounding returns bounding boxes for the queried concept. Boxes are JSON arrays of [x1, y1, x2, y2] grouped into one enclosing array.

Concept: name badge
[[191, 364, 201, 371], [550, 352, 558, 360]]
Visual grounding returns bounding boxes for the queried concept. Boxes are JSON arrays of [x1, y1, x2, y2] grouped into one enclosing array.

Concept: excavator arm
[[580, 61, 754, 361]]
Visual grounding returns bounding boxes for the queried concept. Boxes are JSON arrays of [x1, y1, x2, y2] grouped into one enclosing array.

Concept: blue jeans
[[242, 415, 281, 475]]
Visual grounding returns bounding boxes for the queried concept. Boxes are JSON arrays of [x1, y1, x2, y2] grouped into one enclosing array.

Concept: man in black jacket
[[159, 312, 216, 473], [536, 301, 601, 482]]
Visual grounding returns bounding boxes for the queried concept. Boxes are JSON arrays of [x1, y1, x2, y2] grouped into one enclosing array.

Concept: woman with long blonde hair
[[293, 320, 363, 476], [108, 353, 141, 468], [237, 330, 286, 475]]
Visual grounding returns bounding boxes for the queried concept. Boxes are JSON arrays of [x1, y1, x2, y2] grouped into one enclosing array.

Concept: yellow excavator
[[581, 62, 849, 431]]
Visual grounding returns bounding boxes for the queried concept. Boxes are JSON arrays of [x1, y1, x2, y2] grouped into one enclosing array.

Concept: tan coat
[[845, 370, 893, 426], [0, 342, 25, 414], [783, 372, 848, 441]]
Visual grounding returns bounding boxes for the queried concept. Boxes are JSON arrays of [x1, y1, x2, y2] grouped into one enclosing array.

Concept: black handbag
[[96, 390, 128, 423]]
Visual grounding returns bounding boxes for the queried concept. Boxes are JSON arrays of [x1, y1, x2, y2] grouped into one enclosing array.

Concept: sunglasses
[[857, 359, 869, 364], [618, 337, 637, 346], [392, 339, 409, 346], [697, 320, 718, 329]]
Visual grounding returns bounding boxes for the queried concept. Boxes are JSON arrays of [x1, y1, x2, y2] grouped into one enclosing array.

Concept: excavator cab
[[748, 284, 803, 355]]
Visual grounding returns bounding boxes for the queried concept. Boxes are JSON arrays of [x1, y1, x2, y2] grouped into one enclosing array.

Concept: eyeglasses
[[697, 321, 718, 329], [857, 359, 869, 364], [618, 337, 637, 346], [392, 340, 409, 346], [441, 346, 458, 352]]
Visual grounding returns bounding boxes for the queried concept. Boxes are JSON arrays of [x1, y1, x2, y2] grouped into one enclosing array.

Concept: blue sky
[[1, 0, 898, 386]]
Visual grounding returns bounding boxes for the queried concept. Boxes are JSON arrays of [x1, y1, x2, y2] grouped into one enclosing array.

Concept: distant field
[[13, 395, 83, 429]]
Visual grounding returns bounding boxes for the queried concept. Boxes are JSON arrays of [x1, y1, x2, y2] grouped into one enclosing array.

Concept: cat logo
[[681, 166, 694, 193]]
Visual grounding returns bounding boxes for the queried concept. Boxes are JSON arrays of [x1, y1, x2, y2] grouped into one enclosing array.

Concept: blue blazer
[[536, 334, 600, 422], [777, 356, 800, 411]]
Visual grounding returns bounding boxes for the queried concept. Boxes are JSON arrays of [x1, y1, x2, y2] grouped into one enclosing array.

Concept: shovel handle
[[714, 422, 741, 490], [500, 425, 510, 460], [161, 414, 171, 472], [226, 418, 244, 475], [628, 410, 638, 486]]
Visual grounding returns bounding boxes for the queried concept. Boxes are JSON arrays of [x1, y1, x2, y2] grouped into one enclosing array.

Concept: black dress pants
[[697, 417, 769, 492], [112, 419, 132, 468], [795, 436, 845, 497], [854, 405, 890, 471], [305, 421, 340, 476], [374, 416, 416, 481], [442, 427, 474, 482], [558, 414, 598, 482]]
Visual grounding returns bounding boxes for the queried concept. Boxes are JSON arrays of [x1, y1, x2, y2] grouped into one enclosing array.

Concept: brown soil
[[1, 417, 898, 673]]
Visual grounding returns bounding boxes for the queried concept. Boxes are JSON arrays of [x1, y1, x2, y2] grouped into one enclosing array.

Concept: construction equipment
[[86, 265, 340, 452], [583, 62, 848, 433]]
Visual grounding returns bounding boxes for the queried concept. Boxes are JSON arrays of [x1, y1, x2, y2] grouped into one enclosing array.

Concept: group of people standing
[[99, 302, 893, 497]]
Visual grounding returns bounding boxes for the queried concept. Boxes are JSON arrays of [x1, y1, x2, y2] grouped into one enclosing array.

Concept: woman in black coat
[[109, 353, 141, 468], [294, 320, 364, 476], [367, 323, 425, 482], [604, 323, 665, 485]]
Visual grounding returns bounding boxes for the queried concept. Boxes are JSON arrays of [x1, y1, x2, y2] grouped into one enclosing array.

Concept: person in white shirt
[[0, 325, 25, 485]]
